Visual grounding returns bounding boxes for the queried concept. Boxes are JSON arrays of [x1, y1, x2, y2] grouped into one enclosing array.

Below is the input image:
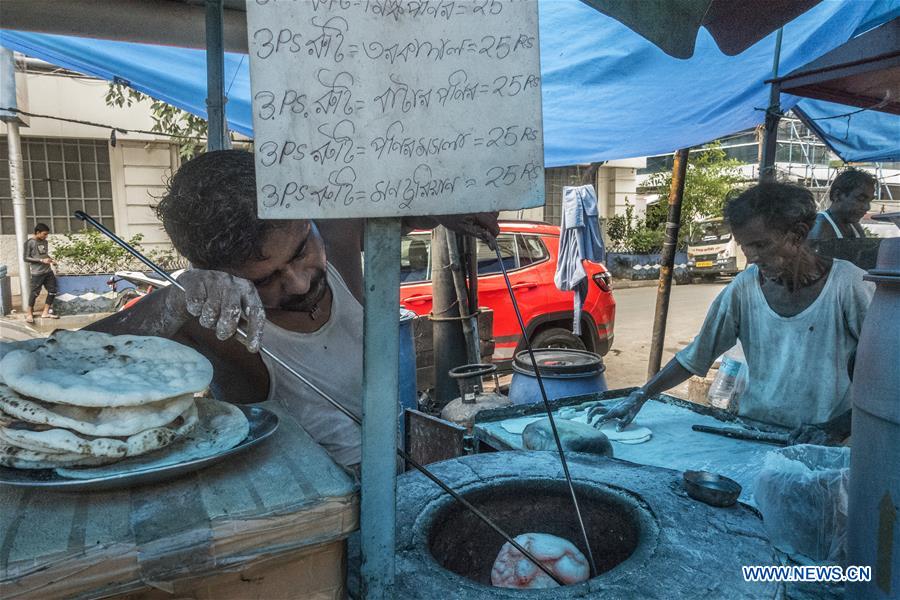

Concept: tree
[[105, 82, 208, 160], [643, 142, 744, 247]]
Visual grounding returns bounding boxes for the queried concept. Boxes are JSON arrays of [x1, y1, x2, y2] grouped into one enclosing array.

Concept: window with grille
[[543, 166, 583, 226], [0, 137, 115, 235]]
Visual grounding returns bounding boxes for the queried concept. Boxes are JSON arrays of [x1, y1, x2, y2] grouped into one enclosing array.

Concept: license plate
[[696, 261, 714, 268]]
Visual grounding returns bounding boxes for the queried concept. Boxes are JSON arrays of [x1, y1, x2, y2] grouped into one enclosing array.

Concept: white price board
[[247, 0, 544, 219]]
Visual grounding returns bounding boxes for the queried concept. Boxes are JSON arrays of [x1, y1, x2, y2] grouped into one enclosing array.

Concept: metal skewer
[[494, 245, 599, 577], [74, 210, 566, 587]]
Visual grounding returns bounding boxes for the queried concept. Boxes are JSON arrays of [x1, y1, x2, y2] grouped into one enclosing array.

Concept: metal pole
[[759, 28, 783, 183], [7, 120, 31, 312], [205, 0, 228, 151], [648, 148, 689, 378], [431, 226, 468, 408], [1, 48, 31, 310], [360, 218, 401, 600], [446, 233, 480, 364]]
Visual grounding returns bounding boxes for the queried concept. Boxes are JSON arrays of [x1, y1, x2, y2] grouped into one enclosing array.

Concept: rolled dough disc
[[595, 421, 652, 444]]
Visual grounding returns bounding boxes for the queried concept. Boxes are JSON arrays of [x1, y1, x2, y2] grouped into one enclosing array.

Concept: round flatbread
[[56, 398, 249, 480], [0, 339, 44, 384], [0, 384, 195, 437], [0, 444, 119, 469], [0, 330, 213, 407], [0, 403, 198, 458]]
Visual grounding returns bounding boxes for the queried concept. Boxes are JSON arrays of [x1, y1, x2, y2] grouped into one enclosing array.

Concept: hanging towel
[[554, 185, 605, 335]]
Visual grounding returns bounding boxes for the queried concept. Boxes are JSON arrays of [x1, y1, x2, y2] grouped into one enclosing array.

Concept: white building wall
[[1, 69, 178, 300]]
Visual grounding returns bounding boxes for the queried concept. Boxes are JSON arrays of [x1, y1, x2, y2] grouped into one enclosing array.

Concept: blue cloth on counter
[[554, 184, 604, 335]]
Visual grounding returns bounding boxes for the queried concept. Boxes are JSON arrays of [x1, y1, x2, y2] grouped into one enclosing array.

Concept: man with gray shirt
[[24, 223, 59, 323]]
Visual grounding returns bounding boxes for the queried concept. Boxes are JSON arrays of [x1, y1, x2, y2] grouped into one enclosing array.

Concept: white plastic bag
[[754, 445, 850, 564]]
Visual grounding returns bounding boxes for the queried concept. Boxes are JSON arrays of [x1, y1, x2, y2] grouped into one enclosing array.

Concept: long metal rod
[[494, 246, 598, 577], [647, 148, 689, 378], [73, 210, 565, 587]]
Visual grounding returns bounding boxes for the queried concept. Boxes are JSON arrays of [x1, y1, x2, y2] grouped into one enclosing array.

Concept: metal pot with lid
[[509, 348, 607, 405]]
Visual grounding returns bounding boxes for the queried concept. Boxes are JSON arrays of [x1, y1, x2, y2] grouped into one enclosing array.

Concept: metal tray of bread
[[0, 403, 278, 491]]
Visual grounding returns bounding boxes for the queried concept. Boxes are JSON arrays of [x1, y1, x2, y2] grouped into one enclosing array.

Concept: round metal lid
[[512, 348, 604, 377]]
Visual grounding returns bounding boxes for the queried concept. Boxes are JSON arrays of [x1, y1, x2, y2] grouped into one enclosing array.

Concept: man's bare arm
[[86, 285, 189, 338], [588, 359, 693, 429]]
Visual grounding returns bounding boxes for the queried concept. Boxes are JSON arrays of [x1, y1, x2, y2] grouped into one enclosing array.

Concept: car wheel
[[531, 327, 587, 351]]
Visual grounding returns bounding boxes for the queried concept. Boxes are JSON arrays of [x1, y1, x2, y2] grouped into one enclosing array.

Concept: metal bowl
[[682, 470, 742, 507]]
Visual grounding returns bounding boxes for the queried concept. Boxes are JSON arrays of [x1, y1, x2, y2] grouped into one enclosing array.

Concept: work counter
[[473, 389, 792, 506], [0, 400, 359, 600]]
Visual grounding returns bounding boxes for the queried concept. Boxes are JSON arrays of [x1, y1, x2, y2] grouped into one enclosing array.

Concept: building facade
[[1, 61, 180, 298]]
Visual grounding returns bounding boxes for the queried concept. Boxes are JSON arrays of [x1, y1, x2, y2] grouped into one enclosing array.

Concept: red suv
[[399, 221, 615, 365]]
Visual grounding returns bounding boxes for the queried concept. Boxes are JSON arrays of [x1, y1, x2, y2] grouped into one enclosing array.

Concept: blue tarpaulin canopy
[[1, 0, 898, 166]]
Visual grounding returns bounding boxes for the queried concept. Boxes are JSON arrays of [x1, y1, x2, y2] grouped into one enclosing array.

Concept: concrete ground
[[602, 280, 727, 398]]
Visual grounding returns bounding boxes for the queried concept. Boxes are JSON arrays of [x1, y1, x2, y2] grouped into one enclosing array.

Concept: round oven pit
[[393, 452, 781, 599], [427, 478, 652, 587]]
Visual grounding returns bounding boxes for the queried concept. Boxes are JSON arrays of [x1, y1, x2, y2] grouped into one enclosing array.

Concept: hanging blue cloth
[[554, 185, 605, 336]]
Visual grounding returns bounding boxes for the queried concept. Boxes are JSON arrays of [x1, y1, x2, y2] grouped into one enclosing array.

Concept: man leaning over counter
[[87, 149, 499, 471], [590, 182, 874, 445]]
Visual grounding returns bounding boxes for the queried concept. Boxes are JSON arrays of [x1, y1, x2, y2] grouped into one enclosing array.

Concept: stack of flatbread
[[0, 330, 214, 470]]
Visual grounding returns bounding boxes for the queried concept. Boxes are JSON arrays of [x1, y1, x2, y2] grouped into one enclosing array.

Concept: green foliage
[[644, 143, 744, 248], [605, 202, 664, 254], [105, 82, 208, 159], [51, 228, 181, 273]]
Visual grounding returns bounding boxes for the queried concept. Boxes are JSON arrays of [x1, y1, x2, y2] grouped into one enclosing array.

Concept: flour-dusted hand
[[435, 212, 500, 249], [170, 270, 266, 352], [787, 424, 838, 446], [587, 389, 648, 431]]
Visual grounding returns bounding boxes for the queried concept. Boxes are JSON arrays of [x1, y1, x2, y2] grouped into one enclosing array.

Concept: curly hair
[[724, 183, 816, 233], [829, 168, 876, 203], [155, 150, 289, 269]]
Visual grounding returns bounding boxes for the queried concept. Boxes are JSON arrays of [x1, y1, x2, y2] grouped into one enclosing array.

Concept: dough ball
[[490, 532, 590, 589]]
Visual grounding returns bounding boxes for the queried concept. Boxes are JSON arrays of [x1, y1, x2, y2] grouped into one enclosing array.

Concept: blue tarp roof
[[2, 0, 898, 166]]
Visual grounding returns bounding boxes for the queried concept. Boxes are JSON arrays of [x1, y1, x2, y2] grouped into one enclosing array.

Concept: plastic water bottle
[[708, 342, 746, 409]]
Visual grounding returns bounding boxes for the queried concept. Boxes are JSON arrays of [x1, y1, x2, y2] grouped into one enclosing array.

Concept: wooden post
[[648, 148, 689, 378]]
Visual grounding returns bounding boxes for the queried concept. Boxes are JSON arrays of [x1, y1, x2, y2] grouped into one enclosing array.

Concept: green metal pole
[[205, 0, 228, 151], [360, 218, 401, 599], [759, 28, 784, 183]]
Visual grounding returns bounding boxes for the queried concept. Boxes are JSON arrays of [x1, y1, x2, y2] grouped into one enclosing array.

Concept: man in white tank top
[[808, 168, 876, 241], [89, 150, 498, 469]]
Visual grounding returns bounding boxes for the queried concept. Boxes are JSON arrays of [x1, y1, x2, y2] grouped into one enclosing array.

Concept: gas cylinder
[[846, 237, 900, 599]]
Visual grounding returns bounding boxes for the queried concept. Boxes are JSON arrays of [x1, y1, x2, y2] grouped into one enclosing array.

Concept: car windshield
[[690, 221, 731, 244]]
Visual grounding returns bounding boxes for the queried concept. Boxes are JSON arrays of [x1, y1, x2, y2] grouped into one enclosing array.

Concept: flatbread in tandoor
[[0, 384, 194, 437], [0, 403, 199, 458], [0, 330, 213, 407]]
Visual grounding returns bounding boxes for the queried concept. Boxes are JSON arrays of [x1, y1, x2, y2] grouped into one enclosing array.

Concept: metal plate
[[695, 261, 714, 268], [0, 405, 278, 491]]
